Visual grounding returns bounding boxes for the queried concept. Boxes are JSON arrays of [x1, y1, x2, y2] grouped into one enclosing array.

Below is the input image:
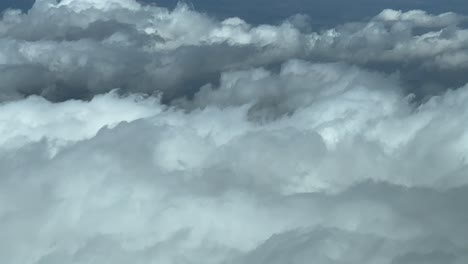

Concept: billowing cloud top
[[1, 0, 468, 263]]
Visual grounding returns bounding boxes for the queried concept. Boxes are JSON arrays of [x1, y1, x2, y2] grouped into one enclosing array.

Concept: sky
[[1, 0, 468, 263], [150, 0, 468, 26], [4, 0, 468, 26]]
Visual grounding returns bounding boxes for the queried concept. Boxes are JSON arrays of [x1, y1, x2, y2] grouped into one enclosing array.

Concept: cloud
[[2, 57, 468, 263], [2, 0, 468, 263], [141, 0, 468, 27], [0, 91, 161, 151], [0, 0, 468, 101]]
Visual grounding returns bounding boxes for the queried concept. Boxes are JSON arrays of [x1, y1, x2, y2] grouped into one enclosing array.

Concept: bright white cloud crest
[[1, 0, 468, 263]]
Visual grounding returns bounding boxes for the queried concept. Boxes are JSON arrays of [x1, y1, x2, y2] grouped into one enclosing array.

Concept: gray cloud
[[2, 58, 468, 262], [2, 0, 468, 263], [1, 1, 468, 102]]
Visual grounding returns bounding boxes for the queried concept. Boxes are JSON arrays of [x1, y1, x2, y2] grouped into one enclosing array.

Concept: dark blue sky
[[0, 0, 34, 11], [151, 0, 468, 26], [2, 0, 468, 27]]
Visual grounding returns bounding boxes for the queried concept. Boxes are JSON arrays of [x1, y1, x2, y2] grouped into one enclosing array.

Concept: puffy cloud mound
[[1, 0, 468, 263], [1, 0, 468, 101]]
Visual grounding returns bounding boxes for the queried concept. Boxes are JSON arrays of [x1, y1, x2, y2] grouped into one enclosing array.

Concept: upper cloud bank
[[1, 0, 468, 101]]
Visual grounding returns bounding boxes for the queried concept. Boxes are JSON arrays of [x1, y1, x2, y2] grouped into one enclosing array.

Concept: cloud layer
[[1, 0, 468, 102], [1, 0, 468, 263]]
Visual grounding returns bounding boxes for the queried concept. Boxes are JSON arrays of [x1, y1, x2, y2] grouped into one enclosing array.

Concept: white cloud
[[57, 0, 141, 12], [2, 0, 468, 263], [1, 1, 468, 101], [375, 9, 464, 27], [2, 58, 468, 263], [0, 91, 161, 151]]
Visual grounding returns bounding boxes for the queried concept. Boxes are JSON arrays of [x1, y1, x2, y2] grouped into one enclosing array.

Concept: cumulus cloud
[[2, 58, 468, 263], [2, 0, 468, 263], [1, 0, 468, 101], [0, 91, 161, 150]]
